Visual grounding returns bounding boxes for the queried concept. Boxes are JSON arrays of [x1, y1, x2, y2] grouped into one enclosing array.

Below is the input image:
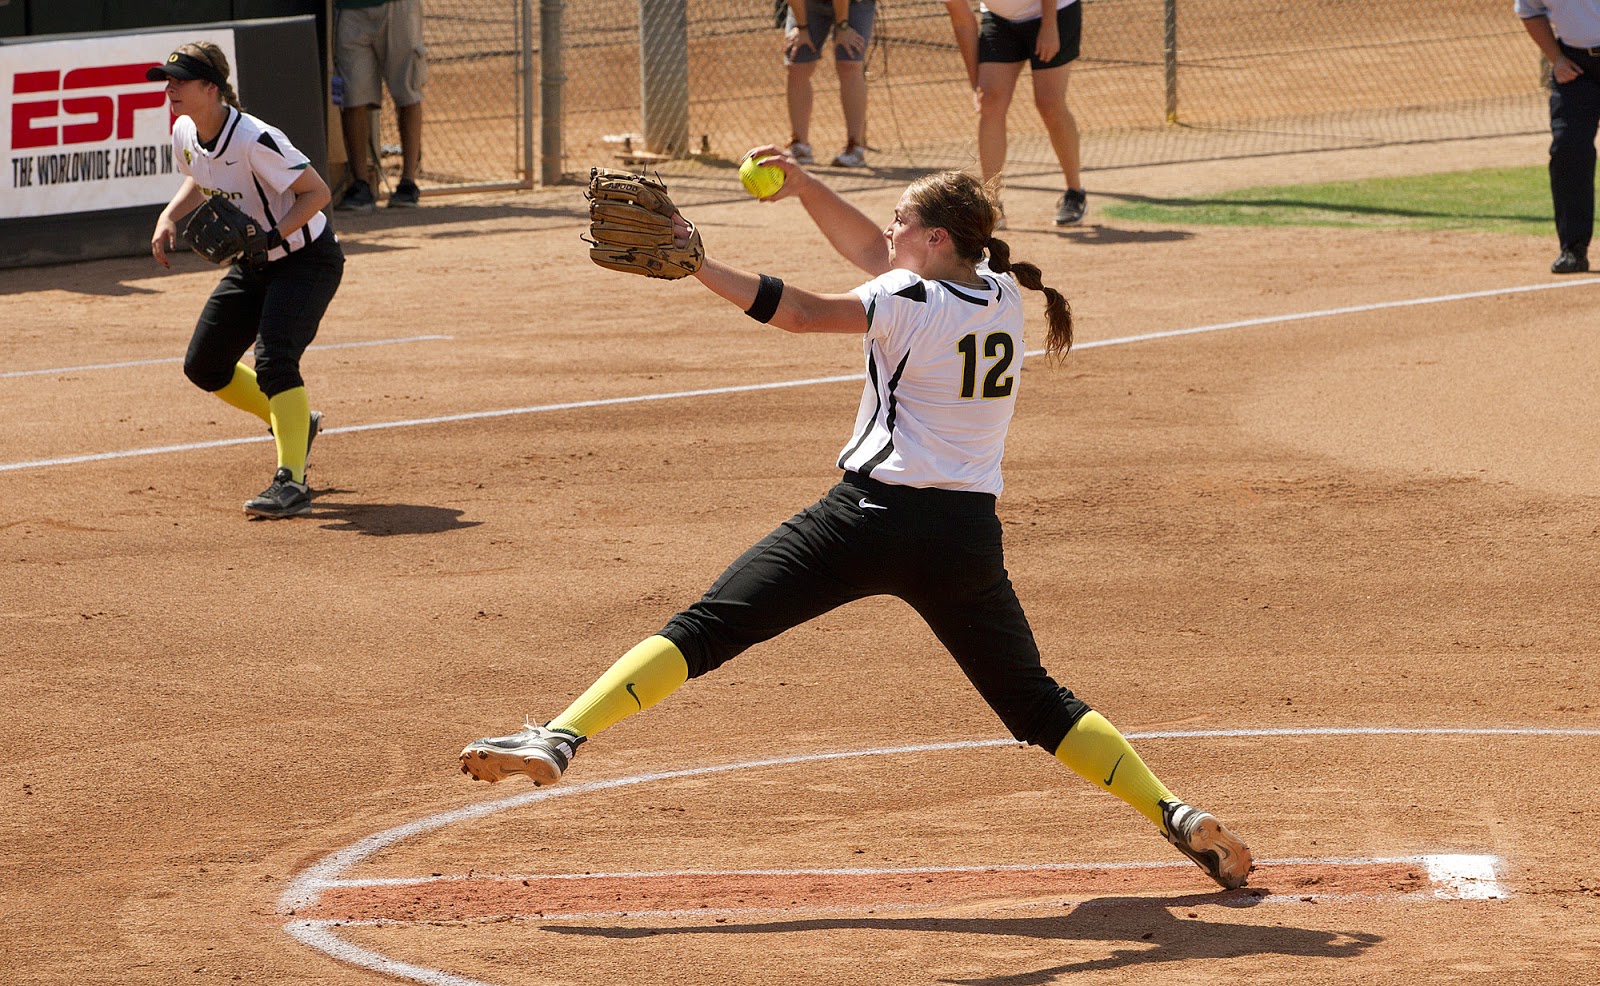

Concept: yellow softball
[[739, 156, 785, 199]]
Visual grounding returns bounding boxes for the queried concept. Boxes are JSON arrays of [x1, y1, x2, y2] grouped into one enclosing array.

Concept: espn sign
[[11, 64, 168, 149], [1, 29, 237, 219]]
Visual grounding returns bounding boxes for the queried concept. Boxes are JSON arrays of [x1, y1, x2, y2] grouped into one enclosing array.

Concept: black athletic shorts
[[659, 471, 1091, 752], [979, 1, 1082, 70]]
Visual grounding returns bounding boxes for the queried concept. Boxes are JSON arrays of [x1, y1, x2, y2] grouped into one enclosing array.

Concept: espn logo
[[11, 64, 166, 150]]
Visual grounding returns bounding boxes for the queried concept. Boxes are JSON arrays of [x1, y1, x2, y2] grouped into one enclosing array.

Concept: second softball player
[[149, 42, 345, 518]]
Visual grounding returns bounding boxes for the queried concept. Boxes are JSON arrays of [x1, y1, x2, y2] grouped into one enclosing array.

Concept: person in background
[[148, 42, 344, 518], [783, 0, 877, 168], [333, 0, 427, 210], [1516, 0, 1600, 274], [946, 0, 1087, 228]]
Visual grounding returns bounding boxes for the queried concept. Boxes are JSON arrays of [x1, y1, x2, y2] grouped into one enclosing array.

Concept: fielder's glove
[[183, 194, 282, 268], [585, 168, 703, 279]]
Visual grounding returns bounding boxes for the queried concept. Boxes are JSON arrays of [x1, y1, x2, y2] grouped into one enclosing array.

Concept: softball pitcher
[[149, 42, 345, 518], [462, 154, 1252, 890]]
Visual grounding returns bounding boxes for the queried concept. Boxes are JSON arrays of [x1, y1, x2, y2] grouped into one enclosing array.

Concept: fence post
[[539, 0, 564, 184], [1164, 0, 1178, 124], [639, 0, 689, 156]]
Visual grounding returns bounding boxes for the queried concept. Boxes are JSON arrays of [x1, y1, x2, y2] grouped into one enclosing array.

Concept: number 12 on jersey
[[957, 332, 1016, 399]]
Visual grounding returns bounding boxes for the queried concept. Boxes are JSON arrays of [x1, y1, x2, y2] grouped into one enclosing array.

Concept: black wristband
[[744, 274, 784, 324]]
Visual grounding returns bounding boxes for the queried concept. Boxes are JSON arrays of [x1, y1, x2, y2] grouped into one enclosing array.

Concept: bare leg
[[975, 61, 1025, 190], [397, 101, 423, 183], [786, 60, 818, 145], [340, 105, 374, 184], [1031, 63, 1081, 190], [836, 59, 867, 148]]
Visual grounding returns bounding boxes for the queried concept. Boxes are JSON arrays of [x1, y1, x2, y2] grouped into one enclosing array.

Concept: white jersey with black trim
[[841, 261, 1024, 496], [172, 106, 327, 262]]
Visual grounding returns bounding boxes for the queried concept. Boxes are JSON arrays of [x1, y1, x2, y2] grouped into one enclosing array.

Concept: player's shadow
[[1051, 224, 1194, 245], [542, 892, 1382, 981], [304, 491, 482, 536]]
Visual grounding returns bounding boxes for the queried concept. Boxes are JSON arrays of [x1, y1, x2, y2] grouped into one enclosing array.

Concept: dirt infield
[[3, 135, 1598, 985]]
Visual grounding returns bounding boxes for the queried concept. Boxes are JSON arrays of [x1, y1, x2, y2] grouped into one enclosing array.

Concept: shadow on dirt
[[305, 494, 482, 536], [1051, 224, 1195, 244], [543, 891, 1383, 980]]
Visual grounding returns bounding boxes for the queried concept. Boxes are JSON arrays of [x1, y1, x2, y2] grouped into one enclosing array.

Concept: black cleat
[[244, 467, 311, 519]]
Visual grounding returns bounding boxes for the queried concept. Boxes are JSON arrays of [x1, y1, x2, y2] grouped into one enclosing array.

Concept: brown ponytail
[[905, 170, 1074, 360], [986, 235, 1073, 359]]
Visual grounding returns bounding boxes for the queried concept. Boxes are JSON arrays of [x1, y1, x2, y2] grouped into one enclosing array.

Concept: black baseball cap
[[145, 51, 226, 86]]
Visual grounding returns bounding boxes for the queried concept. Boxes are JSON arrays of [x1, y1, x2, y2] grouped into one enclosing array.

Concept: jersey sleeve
[[851, 268, 927, 346], [245, 122, 312, 196], [171, 120, 193, 177]]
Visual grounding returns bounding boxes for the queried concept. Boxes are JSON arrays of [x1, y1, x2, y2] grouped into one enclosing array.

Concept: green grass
[[1102, 165, 1553, 235]]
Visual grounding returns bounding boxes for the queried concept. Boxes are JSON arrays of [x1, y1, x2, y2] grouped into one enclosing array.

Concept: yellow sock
[[213, 363, 270, 423], [549, 635, 689, 739], [267, 386, 311, 483], [1054, 711, 1177, 829]]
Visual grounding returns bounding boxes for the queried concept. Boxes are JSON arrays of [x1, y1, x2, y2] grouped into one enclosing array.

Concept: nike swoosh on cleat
[[858, 497, 888, 511], [625, 682, 642, 709], [1103, 753, 1125, 786]]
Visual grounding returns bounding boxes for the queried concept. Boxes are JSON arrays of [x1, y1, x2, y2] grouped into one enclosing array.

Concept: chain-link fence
[[394, 0, 1548, 193], [356, 0, 530, 195]]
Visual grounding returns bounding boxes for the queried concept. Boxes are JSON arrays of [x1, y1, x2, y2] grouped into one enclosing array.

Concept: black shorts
[[659, 471, 1091, 751], [979, 1, 1082, 70]]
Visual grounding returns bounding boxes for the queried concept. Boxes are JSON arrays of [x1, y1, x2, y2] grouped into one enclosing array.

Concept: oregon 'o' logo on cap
[[168, 54, 180, 63]]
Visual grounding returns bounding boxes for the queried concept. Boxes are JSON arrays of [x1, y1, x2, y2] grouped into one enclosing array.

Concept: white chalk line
[[312, 851, 1484, 889], [0, 334, 452, 379], [7, 278, 1597, 474], [280, 727, 1576, 983]]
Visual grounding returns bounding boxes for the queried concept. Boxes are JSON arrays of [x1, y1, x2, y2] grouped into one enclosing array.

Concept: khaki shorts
[[337, 0, 428, 108]]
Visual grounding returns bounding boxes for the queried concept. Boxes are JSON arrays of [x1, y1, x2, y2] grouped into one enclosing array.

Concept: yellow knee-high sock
[[1054, 711, 1178, 829], [548, 635, 689, 739], [213, 363, 271, 423], [267, 386, 311, 483]]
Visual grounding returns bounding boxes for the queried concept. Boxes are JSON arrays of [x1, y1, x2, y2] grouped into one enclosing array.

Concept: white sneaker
[[1160, 800, 1254, 889], [459, 723, 583, 786], [832, 143, 867, 168], [786, 141, 814, 165]]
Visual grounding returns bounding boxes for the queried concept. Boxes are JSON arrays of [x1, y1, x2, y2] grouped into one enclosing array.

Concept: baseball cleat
[[1160, 800, 1253, 890], [244, 467, 311, 519], [459, 723, 584, 786]]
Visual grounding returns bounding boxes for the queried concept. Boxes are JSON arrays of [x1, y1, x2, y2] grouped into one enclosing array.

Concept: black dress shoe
[[1551, 248, 1589, 274]]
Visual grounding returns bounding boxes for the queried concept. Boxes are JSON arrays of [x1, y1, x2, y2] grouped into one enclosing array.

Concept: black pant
[[660, 472, 1091, 752], [184, 227, 345, 397], [1549, 44, 1600, 253]]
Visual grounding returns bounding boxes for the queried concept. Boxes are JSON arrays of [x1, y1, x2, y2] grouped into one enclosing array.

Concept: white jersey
[[841, 262, 1024, 496], [172, 106, 327, 261], [981, 0, 1078, 22]]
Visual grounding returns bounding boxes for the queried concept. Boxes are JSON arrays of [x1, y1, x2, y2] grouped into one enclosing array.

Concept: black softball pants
[[184, 227, 345, 398], [659, 471, 1091, 752]]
